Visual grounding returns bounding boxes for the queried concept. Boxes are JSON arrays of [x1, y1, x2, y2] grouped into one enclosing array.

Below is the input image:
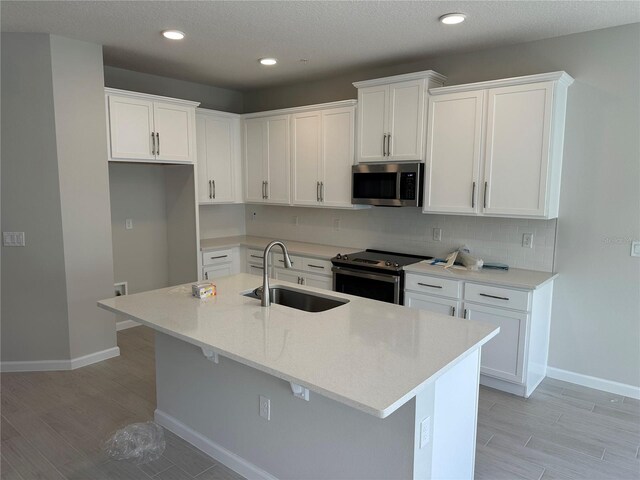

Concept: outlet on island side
[[259, 395, 271, 420]]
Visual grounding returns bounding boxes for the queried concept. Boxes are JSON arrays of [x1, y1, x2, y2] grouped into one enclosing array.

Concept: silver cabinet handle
[[387, 133, 391, 156], [479, 293, 510, 301], [472, 181, 476, 208], [250, 264, 264, 270], [418, 282, 442, 289], [264, 181, 268, 199], [320, 182, 324, 202], [262, 181, 266, 199], [300, 277, 305, 285], [209, 255, 228, 260], [307, 264, 325, 269], [156, 132, 160, 155], [464, 309, 468, 319], [450, 306, 456, 316], [209, 180, 212, 199], [250, 254, 262, 259], [212, 180, 216, 199], [151, 132, 156, 155], [383, 134, 387, 156], [278, 259, 294, 265], [484, 181, 488, 208], [205, 271, 208, 280], [317, 181, 320, 202]]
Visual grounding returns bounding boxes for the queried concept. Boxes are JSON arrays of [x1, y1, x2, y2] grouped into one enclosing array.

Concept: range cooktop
[[331, 249, 432, 273]]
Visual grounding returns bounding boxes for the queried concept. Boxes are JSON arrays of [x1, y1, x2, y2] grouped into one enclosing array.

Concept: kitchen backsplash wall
[[244, 205, 556, 272], [199, 204, 247, 238]]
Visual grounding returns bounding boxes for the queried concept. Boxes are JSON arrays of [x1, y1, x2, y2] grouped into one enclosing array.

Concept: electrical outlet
[[252, 212, 257, 222], [522, 233, 533, 248], [333, 218, 340, 231], [259, 395, 270, 420], [125, 219, 133, 230], [631, 241, 640, 257], [419, 417, 431, 449], [2, 232, 25, 247], [433, 228, 442, 242]]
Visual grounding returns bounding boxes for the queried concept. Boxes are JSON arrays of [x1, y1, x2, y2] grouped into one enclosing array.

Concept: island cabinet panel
[[405, 270, 554, 397], [423, 71, 573, 219], [106, 88, 198, 164]]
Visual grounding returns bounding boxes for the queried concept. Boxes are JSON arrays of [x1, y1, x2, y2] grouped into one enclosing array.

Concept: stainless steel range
[[331, 249, 432, 304]]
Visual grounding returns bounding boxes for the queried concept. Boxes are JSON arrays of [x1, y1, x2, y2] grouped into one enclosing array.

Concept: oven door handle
[[331, 266, 400, 284]]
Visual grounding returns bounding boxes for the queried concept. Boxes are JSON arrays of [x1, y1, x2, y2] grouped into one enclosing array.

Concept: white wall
[[241, 24, 640, 389], [199, 204, 247, 239], [245, 206, 556, 271]]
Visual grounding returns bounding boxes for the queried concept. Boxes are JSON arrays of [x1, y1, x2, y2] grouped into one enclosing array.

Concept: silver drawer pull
[[250, 265, 263, 270], [209, 255, 228, 260], [307, 264, 324, 269], [250, 255, 262, 259], [418, 282, 442, 289], [278, 259, 293, 264], [479, 293, 509, 301]]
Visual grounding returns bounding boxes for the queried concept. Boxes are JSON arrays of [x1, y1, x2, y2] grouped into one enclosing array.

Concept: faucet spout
[[261, 241, 292, 307]]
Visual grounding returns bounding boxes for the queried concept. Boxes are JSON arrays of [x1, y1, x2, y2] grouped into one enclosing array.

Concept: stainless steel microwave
[[352, 162, 423, 207]]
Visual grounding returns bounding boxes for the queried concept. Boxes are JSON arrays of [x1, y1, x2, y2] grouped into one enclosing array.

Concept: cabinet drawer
[[273, 253, 304, 270], [405, 291, 460, 317], [405, 274, 461, 299], [302, 258, 332, 274], [246, 249, 265, 265], [464, 283, 530, 311], [202, 249, 234, 266]]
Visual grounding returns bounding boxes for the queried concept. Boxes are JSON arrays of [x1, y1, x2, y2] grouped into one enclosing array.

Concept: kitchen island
[[99, 273, 498, 480]]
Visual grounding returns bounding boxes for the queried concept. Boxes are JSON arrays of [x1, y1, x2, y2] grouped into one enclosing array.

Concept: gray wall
[[109, 163, 170, 294], [1, 33, 118, 362], [1, 33, 71, 361], [243, 24, 640, 388], [104, 65, 243, 113], [199, 204, 247, 239]]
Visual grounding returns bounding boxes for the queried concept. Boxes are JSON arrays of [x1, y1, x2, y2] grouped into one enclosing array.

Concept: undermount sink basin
[[244, 286, 349, 313]]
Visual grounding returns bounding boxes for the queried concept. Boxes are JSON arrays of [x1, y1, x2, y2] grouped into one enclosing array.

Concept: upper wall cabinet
[[244, 114, 291, 205], [423, 72, 574, 219], [291, 103, 356, 208], [353, 70, 446, 163], [105, 88, 199, 164], [196, 109, 242, 204]]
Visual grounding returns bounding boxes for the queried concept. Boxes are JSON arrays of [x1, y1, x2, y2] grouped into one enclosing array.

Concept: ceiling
[[2, 1, 638, 91]]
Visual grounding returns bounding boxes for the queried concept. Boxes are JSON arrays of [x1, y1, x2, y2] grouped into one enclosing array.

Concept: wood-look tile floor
[[1, 326, 638, 480]]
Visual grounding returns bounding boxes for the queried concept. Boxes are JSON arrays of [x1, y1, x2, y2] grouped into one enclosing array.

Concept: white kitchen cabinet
[[243, 115, 290, 204], [424, 72, 573, 219], [353, 71, 446, 163], [272, 252, 333, 291], [292, 104, 356, 207], [274, 267, 303, 285], [201, 247, 240, 281], [463, 304, 527, 383], [423, 91, 485, 214], [302, 271, 333, 290], [196, 109, 241, 204], [404, 270, 554, 397], [106, 88, 198, 164], [203, 263, 233, 281]]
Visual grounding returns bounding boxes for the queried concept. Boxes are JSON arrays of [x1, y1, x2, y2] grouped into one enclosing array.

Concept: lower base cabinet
[[201, 247, 240, 281], [274, 267, 332, 290], [405, 272, 553, 397]]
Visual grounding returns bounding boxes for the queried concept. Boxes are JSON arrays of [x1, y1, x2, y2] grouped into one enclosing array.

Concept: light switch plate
[[419, 416, 431, 449], [632, 241, 640, 257], [3, 232, 25, 247]]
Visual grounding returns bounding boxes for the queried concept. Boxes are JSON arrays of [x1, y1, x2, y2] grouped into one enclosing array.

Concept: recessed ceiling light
[[259, 58, 277, 66], [162, 30, 185, 40], [439, 13, 466, 25]]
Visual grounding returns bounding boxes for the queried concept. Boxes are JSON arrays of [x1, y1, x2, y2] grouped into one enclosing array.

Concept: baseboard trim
[[546, 367, 640, 399], [0, 346, 120, 373], [116, 319, 140, 331], [155, 409, 278, 480]]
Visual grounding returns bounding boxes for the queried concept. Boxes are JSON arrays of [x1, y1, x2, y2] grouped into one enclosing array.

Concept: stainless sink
[[244, 286, 349, 313]]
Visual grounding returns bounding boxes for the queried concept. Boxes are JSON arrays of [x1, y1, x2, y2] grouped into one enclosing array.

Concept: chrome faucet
[[261, 241, 292, 307]]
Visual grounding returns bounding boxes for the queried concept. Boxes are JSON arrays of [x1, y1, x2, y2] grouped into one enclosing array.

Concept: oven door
[[332, 266, 401, 304]]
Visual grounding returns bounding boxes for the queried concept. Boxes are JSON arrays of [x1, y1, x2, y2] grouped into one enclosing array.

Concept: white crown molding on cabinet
[[352, 69, 447, 88], [196, 107, 241, 118], [0, 346, 120, 372], [429, 71, 574, 96], [104, 87, 201, 107], [242, 100, 357, 119]]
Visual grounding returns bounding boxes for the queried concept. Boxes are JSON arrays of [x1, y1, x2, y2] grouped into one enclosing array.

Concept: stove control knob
[[385, 261, 392, 266], [343, 255, 348, 261], [394, 263, 400, 268], [336, 254, 342, 260]]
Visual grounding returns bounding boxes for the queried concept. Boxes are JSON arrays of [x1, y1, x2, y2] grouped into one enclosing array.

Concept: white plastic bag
[[103, 421, 166, 464]]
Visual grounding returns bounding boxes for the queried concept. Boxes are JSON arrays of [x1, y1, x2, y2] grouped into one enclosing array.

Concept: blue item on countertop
[[482, 263, 509, 271]]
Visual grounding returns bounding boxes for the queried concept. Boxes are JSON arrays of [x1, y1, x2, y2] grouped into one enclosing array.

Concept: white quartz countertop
[[200, 235, 360, 260], [404, 261, 557, 290], [99, 274, 498, 418]]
